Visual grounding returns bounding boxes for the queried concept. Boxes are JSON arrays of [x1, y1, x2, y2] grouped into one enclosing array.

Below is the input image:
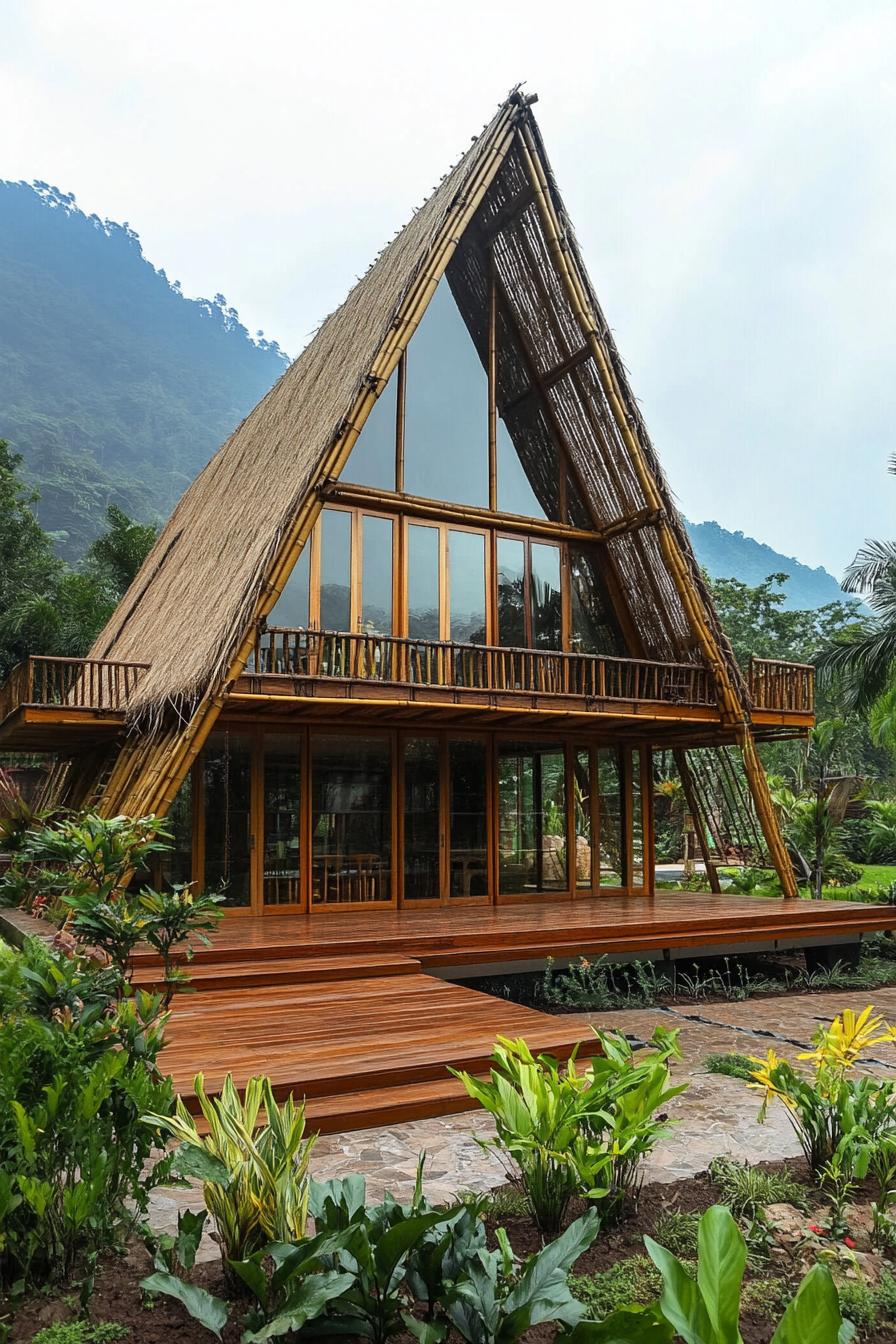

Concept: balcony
[[0, 656, 149, 750], [748, 657, 815, 717]]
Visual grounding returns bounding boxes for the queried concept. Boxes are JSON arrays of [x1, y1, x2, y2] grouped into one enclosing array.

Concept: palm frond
[[841, 539, 896, 596], [817, 626, 896, 712]]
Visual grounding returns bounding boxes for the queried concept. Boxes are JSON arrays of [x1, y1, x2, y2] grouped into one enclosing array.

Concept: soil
[[7, 1161, 895, 1343]]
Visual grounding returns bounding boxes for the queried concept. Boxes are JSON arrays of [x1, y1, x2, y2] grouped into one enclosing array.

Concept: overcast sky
[[4, 1, 894, 577]]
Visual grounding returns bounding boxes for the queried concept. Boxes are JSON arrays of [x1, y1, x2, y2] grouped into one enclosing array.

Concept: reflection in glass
[[342, 370, 397, 490], [530, 543, 562, 650], [404, 280, 489, 507], [497, 537, 526, 648], [403, 737, 440, 901], [262, 735, 301, 906], [498, 741, 567, 894], [449, 739, 488, 898], [311, 735, 391, 904], [203, 733, 252, 907], [569, 549, 617, 655], [361, 515, 392, 634], [573, 749, 593, 890], [319, 509, 352, 631], [496, 421, 548, 518], [407, 525, 440, 639], [269, 545, 310, 630], [159, 773, 192, 887], [598, 747, 624, 887], [631, 750, 644, 889], [448, 530, 486, 643]]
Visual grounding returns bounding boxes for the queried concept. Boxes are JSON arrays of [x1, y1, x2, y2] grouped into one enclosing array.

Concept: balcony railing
[[250, 627, 716, 707], [749, 657, 815, 716], [0, 656, 149, 723]]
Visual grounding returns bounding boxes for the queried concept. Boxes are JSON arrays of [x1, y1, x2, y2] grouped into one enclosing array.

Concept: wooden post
[[739, 728, 798, 898]]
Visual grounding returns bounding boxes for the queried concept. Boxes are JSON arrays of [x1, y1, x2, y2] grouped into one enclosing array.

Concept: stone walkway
[[148, 986, 896, 1260]]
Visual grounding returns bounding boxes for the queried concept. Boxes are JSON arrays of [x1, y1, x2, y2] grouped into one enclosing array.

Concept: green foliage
[[571, 1255, 663, 1318], [644, 1205, 854, 1344], [0, 938, 172, 1297], [708, 1157, 808, 1219], [144, 1073, 316, 1273], [703, 1054, 757, 1082], [136, 885, 223, 1004], [451, 1029, 684, 1234], [31, 1323, 129, 1344], [652, 1211, 701, 1259], [543, 956, 671, 1011]]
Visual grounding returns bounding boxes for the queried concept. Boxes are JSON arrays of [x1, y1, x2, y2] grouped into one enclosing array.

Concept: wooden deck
[[135, 893, 896, 1133]]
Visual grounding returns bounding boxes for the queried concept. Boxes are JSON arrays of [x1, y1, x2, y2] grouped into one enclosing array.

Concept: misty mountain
[[0, 180, 846, 606]]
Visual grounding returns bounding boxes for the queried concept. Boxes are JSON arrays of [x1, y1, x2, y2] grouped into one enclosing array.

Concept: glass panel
[[448, 530, 486, 643], [573, 748, 593, 890], [403, 737, 440, 901], [631, 749, 644, 889], [498, 741, 567, 894], [404, 279, 489, 507], [569, 548, 618, 655], [530, 543, 562, 650], [496, 537, 526, 648], [268, 545, 310, 630], [597, 747, 624, 887], [342, 369, 397, 490], [496, 420, 549, 519], [319, 509, 352, 631], [407, 524, 440, 638], [262, 733, 301, 906], [311, 734, 391, 904], [361, 515, 392, 635], [159, 773, 193, 887], [449, 739, 488, 898], [203, 733, 252, 907]]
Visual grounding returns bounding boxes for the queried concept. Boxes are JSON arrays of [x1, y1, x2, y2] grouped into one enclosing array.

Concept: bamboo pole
[[672, 748, 722, 893]]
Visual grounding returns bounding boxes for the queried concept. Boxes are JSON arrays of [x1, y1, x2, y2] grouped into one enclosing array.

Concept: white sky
[[3, 0, 894, 576]]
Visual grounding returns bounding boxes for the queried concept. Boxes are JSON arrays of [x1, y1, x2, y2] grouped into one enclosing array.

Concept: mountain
[[0, 181, 288, 558], [685, 519, 847, 610], [0, 180, 848, 606]]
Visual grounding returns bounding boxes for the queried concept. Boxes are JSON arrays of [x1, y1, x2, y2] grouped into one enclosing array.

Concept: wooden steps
[[132, 951, 420, 993]]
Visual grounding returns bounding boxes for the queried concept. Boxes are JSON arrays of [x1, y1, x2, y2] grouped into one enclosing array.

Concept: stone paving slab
[[147, 987, 896, 1261]]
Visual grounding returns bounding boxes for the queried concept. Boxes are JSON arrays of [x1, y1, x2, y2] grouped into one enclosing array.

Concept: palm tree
[[819, 455, 896, 711]]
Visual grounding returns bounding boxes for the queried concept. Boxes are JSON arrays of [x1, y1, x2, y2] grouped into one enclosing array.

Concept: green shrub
[[0, 938, 172, 1297], [704, 1053, 756, 1081], [31, 1324, 129, 1344], [653, 1209, 700, 1258], [708, 1156, 808, 1218], [570, 1254, 662, 1317]]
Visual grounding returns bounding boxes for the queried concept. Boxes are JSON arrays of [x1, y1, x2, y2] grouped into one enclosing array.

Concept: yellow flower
[[798, 1006, 896, 1072]]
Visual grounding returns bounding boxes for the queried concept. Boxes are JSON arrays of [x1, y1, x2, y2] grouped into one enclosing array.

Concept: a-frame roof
[[89, 89, 746, 806]]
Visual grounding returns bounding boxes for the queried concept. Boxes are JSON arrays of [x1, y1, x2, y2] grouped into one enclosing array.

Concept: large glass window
[[498, 741, 567, 894], [361, 515, 393, 635], [342, 370, 398, 491], [569, 549, 617, 655], [403, 737, 440, 901], [449, 739, 488, 898], [404, 280, 489, 507], [496, 420, 549, 519], [407, 524, 440, 639], [320, 509, 352, 631], [203, 732, 252, 907], [631, 749, 645, 889], [447, 530, 486, 643], [597, 747, 624, 887], [497, 537, 526, 647], [159, 773, 193, 887], [269, 545, 310, 630], [262, 734, 301, 906], [573, 748, 593, 890], [530, 543, 561, 650], [310, 734, 391, 904]]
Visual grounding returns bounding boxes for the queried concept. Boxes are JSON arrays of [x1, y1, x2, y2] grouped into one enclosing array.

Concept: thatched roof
[[90, 89, 744, 730]]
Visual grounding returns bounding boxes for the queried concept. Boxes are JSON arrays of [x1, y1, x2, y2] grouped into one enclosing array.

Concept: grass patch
[[570, 1255, 662, 1317], [709, 1156, 808, 1219], [653, 1209, 700, 1258], [32, 1325, 129, 1344], [837, 1271, 896, 1334], [704, 1052, 757, 1081], [459, 1185, 529, 1221]]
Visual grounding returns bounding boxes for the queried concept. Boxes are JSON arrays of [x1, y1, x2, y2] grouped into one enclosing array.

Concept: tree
[[819, 455, 896, 711], [707, 572, 862, 669], [84, 504, 157, 594], [0, 440, 63, 676]]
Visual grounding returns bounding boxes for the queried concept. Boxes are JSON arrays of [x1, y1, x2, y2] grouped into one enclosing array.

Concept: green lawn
[[658, 863, 896, 901]]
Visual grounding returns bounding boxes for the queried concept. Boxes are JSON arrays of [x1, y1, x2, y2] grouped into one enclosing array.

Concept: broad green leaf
[[771, 1264, 855, 1344], [563, 1307, 675, 1342], [170, 1143, 231, 1186], [644, 1236, 714, 1344], [241, 1271, 355, 1341], [140, 1270, 229, 1339], [696, 1206, 746, 1344]]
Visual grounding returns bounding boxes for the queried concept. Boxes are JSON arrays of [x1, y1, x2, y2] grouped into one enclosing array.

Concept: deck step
[[132, 952, 420, 992]]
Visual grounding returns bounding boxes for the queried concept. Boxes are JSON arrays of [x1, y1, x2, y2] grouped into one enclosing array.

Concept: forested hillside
[[0, 181, 288, 558], [0, 180, 847, 606]]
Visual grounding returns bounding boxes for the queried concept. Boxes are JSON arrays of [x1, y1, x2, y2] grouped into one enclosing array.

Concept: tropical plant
[[643, 1204, 854, 1344], [0, 768, 53, 855], [0, 938, 172, 1297], [748, 1006, 896, 1174], [11, 812, 171, 910], [137, 884, 223, 1003], [143, 1072, 316, 1276], [707, 1156, 807, 1220]]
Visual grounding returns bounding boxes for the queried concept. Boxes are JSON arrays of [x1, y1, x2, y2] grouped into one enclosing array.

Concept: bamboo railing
[[251, 627, 715, 706], [748, 657, 815, 716], [0, 656, 150, 722]]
